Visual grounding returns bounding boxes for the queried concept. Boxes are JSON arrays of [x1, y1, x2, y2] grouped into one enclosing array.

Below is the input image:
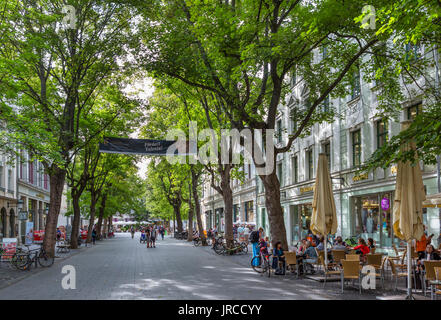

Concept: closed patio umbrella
[[311, 153, 338, 269], [393, 122, 425, 299]]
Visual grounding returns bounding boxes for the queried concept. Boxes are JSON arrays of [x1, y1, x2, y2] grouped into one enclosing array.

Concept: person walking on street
[[150, 227, 157, 248], [160, 227, 165, 240], [92, 228, 97, 245], [146, 228, 151, 248], [130, 227, 135, 239]]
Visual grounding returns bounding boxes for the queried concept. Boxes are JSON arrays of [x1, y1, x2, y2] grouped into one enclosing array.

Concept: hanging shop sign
[[381, 198, 390, 211], [18, 210, 28, 220], [99, 137, 197, 156]]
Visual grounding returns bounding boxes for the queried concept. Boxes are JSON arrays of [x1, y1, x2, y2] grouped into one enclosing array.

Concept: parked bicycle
[[15, 244, 55, 271], [251, 251, 272, 277]]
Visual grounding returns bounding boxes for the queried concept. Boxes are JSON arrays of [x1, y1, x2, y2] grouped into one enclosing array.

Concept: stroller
[[140, 232, 147, 244]]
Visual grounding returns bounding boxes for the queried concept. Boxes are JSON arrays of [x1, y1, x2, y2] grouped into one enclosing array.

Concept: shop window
[[352, 130, 362, 167], [376, 119, 388, 149]]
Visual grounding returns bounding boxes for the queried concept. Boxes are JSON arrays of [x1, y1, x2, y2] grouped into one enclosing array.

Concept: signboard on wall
[[1, 238, 17, 261], [25, 222, 34, 245]]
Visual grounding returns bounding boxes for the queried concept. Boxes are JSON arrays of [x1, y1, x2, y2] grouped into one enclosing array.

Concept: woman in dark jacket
[[272, 242, 286, 274]]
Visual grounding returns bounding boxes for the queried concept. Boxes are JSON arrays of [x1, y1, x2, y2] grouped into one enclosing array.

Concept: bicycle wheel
[[214, 243, 225, 255], [11, 253, 29, 270], [38, 251, 54, 267], [251, 256, 264, 273], [241, 242, 248, 254], [264, 259, 271, 278], [193, 238, 201, 247]]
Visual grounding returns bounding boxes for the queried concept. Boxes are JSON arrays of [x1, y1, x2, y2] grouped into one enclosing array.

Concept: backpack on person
[[249, 230, 260, 243]]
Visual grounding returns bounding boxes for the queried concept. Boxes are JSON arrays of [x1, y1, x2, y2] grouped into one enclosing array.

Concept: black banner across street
[[99, 137, 196, 156]]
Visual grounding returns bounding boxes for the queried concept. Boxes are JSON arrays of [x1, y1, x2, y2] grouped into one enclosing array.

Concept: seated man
[[332, 237, 349, 252], [303, 241, 318, 273]]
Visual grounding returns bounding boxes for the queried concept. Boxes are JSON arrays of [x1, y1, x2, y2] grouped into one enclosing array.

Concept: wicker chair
[[433, 267, 441, 300], [346, 253, 360, 261], [366, 254, 386, 289], [423, 261, 441, 296], [388, 258, 408, 291], [341, 260, 362, 294], [332, 250, 346, 265]]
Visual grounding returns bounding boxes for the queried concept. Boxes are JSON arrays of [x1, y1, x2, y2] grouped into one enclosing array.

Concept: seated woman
[[367, 238, 375, 250], [353, 238, 370, 255], [297, 239, 307, 254], [272, 242, 286, 274], [416, 244, 441, 272]]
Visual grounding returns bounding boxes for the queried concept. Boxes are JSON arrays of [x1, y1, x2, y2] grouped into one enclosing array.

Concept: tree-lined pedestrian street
[[1, 0, 441, 302], [0, 233, 434, 300]]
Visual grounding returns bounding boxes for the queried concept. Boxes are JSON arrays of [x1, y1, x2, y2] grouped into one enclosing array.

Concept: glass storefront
[[352, 192, 396, 248], [290, 203, 313, 243]]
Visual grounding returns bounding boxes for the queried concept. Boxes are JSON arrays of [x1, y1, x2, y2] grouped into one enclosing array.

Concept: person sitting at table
[[419, 244, 441, 262], [272, 241, 286, 275], [332, 237, 349, 252], [353, 238, 370, 255], [367, 238, 375, 250], [333, 236, 347, 246], [303, 241, 318, 273], [298, 239, 307, 254], [316, 236, 325, 250]]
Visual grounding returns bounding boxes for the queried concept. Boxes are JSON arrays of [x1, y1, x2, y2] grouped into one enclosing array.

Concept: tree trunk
[[187, 197, 194, 241], [86, 192, 98, 243], [43, 166, 66, 257], [260, 171, 288, 249], [96, 194, 107, 240], [174, 206, 183, 233], [191, 168, 207, 245], [103, 216, 108, 238], [221, 168, 234, 249], [70, 191, 81, 249]]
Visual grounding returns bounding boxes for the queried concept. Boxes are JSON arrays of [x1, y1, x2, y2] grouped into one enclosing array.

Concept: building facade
[[17, 150, 51, 244], [0, 152, 18, 240], [201, 164, 258, 232], [201, 44, 440, 249]]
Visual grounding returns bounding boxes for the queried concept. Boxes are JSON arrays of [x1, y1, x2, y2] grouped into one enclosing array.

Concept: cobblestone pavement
[[0, 233, 427, 300]]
